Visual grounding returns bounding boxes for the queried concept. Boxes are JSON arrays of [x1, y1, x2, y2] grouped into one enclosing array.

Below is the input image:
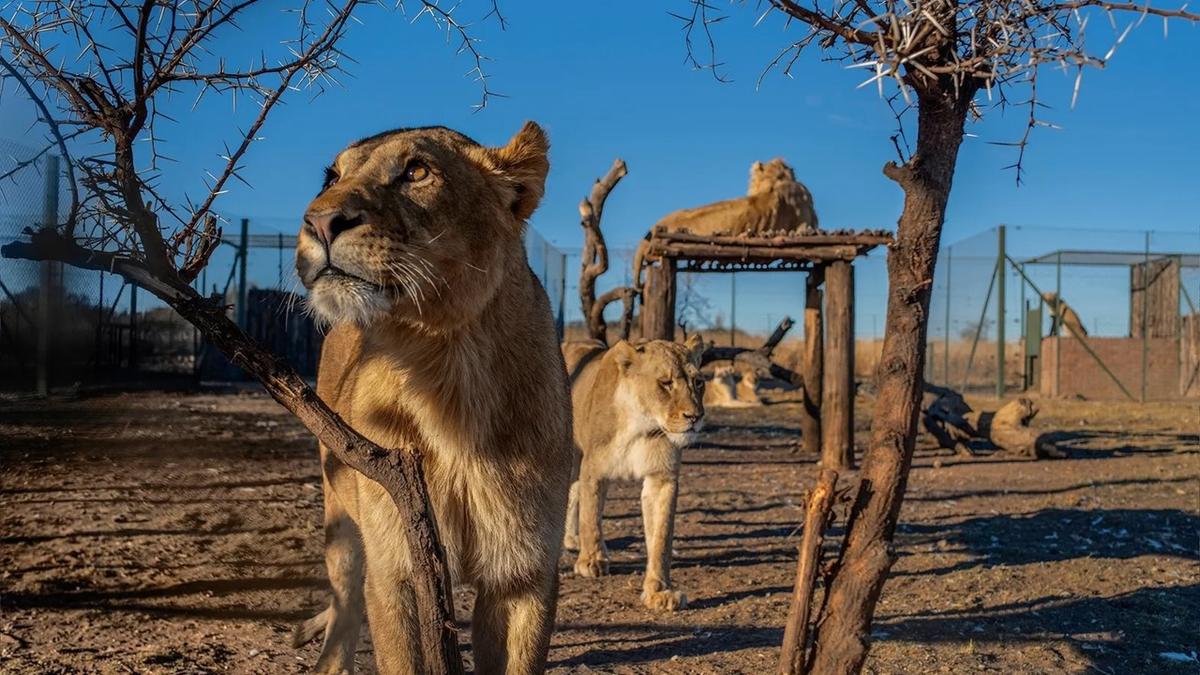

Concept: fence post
[[129, 282, 139, 369], [1141, 231, 1150, 402], [1055, 251, 1062, 397], [557, 251, 567, 341], [237, 218, 249, 328], [36, 154, 61, 397], [996, 225, 1006, 398], [944, 247, 951, 384]]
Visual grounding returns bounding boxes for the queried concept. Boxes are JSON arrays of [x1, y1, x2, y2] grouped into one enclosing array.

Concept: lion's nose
[[682, 411, 702, 425], [305, 209, 364, 245]]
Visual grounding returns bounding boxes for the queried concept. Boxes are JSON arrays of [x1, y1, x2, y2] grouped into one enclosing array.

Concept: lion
[[292, 123, 573, 674], [1042, 292, 1088, 338], [634, 158, 818, 285], [560, 336, 706, 611], [704, 364, 763, 408], [972, 397, 1064, 459]]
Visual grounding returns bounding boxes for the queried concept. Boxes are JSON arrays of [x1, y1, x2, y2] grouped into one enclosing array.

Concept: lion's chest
[[601, 429, 679, 481]]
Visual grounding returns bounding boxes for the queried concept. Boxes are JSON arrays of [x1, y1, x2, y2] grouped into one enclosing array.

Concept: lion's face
[[611, 336, 706, 437], [296, 123, 549, 329], [748, 158, 797, 195]]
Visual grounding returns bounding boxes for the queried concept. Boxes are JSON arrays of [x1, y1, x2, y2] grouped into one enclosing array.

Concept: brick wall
[[1040, 336, 1183, 400]]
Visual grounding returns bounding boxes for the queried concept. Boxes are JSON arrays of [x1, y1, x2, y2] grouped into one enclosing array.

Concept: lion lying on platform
[[634, 158, 819, 284], [561, 336, 706, 611]]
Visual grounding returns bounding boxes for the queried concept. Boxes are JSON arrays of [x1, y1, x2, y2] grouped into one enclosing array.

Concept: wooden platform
[[642, 229, 893, 273]]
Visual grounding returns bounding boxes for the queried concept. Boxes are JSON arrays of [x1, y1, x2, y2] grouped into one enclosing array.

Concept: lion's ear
[[609, 340, 637, 372], [684, 333, 705, 367], [487, 121, 549, 222]]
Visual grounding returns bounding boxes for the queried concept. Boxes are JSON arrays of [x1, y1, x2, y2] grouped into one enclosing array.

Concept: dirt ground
[[1, 388, 1196, 674]]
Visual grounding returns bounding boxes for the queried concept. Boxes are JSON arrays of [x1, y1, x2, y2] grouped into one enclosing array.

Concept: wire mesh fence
[[0, 138, 569, 393], [927, 225, 1200, 399]]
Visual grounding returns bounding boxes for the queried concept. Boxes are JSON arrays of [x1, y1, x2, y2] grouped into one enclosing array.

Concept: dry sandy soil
[[1, 388, 1196, 674]]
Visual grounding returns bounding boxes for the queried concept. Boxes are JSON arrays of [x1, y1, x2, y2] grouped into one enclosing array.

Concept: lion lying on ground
[[704, 364, 763, 407], [293, 123, 573, 674], [634, 158, 819, 285], [561, 336, 706, 611]]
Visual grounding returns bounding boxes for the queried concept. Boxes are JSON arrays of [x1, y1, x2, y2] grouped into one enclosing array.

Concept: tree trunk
[[806, 91, 970, 674], [801, 272, 824, 456], [0, 235, 465, 675], [821, 261, 854, 470]]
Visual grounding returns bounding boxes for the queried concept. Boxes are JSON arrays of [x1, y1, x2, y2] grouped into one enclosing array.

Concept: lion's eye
[[403, 162, 430, 183], [658, 378, 672, 389], [322, 167, 339, 190]]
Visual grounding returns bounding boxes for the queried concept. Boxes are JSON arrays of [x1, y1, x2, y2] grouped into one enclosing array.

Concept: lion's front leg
[[640, 472, 686, 611], [573, 475, 610, 578]]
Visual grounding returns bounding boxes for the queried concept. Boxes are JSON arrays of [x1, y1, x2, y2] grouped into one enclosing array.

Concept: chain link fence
[[0, 140, 569, 393], [927, 225, 1200, 399]]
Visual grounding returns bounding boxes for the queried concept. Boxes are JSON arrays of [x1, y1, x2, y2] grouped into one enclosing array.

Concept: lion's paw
[[642, 588, 687, 611], [574, 552, 609, 578]]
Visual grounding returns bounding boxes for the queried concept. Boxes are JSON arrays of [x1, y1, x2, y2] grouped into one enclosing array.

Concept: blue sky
[[2, 1, 1198, 337]]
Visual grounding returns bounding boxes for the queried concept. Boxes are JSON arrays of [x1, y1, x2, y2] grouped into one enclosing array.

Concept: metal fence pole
[[1054, 252, 1062, 396], [944, 247, 951, 385], [36, 154, 60, 397], [996, 225, 1006, 398], [129, 282, 139, 369], [1141, 231, 1150, 402], [237, 218, 249, 328], [730, 273, 737, 347]]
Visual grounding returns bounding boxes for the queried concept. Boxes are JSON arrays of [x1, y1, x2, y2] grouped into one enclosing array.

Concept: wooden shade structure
[[638, 228, 892, 469]]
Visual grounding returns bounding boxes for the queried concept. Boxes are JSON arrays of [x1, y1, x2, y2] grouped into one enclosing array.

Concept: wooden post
[[801, 270, 824, 456], [641, 258, 676, 341], [822, 260, 854, 470], [780, 469, 838, 675]]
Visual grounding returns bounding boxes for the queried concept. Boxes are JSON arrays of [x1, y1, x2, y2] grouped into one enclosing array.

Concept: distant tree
[[677, 0, 1199, 672], [0, 2, 507, 672], [677, 271, 714, 335]]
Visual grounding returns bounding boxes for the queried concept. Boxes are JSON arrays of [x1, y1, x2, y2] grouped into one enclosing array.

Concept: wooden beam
[[653, 230, 893, 247], [647, 242, 861, 262], [801, 269, 824, 457], [641, 258, 677, 341], [822, 260, 855, 470]]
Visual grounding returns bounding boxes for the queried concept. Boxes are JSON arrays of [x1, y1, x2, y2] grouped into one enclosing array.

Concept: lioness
[[1041, 292, 1088, 338], [561, 337, 705, 611], [294, 123, 573, 674], [704, 364, 762, 408]]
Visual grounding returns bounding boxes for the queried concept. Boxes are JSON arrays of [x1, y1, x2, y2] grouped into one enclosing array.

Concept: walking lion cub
[[561, 336, 706, 611]]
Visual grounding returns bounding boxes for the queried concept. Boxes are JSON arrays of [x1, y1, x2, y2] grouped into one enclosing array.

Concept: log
[[780, 469, 839, 675], [641, 258, 677, 340], [762, 315, 796, 356], [821, 260, 855, 470], [801, 271, 824, 456]]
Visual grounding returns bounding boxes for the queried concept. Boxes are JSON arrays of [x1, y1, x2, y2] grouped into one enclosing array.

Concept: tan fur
[[972, 397, 1061, 458], [704, 365, 762, 408], [634, 158, 818, 285], [1042, 292, 1088, 338], [297, 123, 572, 675], [561, 336, 705, 611]]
